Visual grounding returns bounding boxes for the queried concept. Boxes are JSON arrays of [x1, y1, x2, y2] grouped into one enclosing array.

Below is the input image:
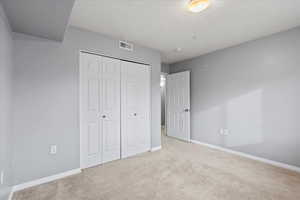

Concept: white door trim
[[151, 146, 162, 152], [161, 72, 168, 131], [12, 168, 82, 192], [191, 140, 300, 173], [79, 51, 85, 169], [79, 50, 153, 168]]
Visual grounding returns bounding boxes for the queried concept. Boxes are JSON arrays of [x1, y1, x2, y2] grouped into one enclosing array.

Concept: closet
[[80, 52, 151, 169]]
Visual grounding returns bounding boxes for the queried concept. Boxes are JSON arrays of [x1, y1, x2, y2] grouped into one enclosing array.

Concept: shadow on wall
[[170, 27, 300, 167], [198, 89, 263, 148], [192, 72, 300, 161]]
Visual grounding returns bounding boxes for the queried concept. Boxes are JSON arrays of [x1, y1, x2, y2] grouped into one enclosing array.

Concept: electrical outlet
[[0, 170, 4, 185], [220, 128, 229, 136], [219, 128, 224, 135], [50, 145, 57, 154], [223, 129, 229, 136]]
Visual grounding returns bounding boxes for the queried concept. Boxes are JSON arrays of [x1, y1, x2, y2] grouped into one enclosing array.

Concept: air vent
[[119, 41, 133, 51]]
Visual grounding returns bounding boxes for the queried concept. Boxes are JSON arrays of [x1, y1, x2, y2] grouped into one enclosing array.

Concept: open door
[[166, 71, 190, 142]]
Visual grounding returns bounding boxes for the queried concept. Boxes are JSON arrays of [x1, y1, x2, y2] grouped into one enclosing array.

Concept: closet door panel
[[121, 61, 151, 158], [101, 57, 121, 163], [81, 53, 102, 168]]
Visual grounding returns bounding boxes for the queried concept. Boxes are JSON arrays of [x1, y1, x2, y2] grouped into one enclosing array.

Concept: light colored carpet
[[13, 136, 300, 200]]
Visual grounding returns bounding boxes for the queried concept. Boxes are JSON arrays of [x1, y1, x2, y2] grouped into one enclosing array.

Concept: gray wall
[[161, 63, 170, 74], [170, 27, 300, 167], [12, 27, 161, 185], [0, 3, 13, 200], [2, 0, 75, 41]]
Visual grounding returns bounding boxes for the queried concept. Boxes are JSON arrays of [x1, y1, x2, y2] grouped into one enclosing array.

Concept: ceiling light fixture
[[188, 0, 211, 13], [174, 47, 182, 52]]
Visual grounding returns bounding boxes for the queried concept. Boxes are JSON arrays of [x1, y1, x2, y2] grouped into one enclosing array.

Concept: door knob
[[133, 113, 137, 116], [184, 108, 190, 112], [102, 115, 106, 118]]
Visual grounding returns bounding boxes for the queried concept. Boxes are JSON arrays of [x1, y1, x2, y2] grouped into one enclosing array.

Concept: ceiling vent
[[119, 41, 133, 51]]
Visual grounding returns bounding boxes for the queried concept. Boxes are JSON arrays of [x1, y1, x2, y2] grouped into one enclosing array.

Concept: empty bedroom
[[0, 0, 300, 199]]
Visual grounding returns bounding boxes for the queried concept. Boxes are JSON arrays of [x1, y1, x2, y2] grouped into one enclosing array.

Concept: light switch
[[50, 145, 57, 154], [220, 128, 229, 136]]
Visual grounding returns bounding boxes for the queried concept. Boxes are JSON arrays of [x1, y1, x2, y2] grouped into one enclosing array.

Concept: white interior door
[[121, 61, 151, 158], [167, 71, 190, 142], [80, 53, 121, 168]]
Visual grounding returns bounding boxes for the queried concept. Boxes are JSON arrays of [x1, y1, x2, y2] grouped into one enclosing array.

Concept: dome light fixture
[[188, 0, 211, 13]]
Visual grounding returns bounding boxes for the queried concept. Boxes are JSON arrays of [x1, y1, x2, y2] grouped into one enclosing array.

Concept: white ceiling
[[70, 0, 300, 64]]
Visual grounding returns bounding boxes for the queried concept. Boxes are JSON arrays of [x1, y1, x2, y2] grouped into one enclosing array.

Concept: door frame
[[79, 50, 152, 169], [160, 72, 168, 134], [166, 71, 191, 142]]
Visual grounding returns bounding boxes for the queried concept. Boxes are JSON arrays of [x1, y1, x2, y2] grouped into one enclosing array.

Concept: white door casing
[[166, 71, 190, 142], [80, 52, 121, 169], [121, 61, 151, 158]]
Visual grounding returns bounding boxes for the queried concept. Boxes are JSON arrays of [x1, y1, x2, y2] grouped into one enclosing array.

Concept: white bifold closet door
[[80, 53, 121, 168], [121, 61, 151, 158]]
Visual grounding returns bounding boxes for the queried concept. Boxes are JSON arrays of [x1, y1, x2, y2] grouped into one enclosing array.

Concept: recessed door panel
[[88, 123, 99, 155], [88, 80, 99, 111]]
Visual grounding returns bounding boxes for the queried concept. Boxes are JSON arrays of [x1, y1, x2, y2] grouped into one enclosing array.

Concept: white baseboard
[[191, 140, 300, 173], [12, 168, 82, 192], [8, 189, 13, 200], [151, 146, 162, 152]]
